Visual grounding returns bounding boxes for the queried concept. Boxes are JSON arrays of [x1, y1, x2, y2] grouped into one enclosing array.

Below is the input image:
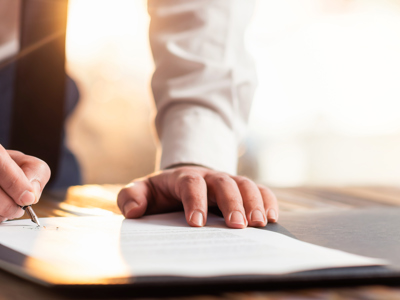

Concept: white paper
[[0, 212, 386, 281]]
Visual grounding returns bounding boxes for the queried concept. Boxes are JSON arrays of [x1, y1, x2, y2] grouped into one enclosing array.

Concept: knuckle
[[36, 159, 51, 181], [178, 173, 203, 186], [210, 173, 232, 185], [171, 167, 188, 179], [24, 157, 51, 183]]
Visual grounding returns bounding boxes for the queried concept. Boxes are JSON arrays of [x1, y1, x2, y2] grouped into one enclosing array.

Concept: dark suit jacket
[[0, 0, 81, 189]]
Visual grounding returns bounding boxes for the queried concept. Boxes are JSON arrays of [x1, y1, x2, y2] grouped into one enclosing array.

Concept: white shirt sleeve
[[148, 0, 257, 175]]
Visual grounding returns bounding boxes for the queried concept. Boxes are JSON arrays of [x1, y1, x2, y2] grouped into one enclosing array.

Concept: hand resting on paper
[[0, 145, 50, 223], [117, 165, 279, 229]]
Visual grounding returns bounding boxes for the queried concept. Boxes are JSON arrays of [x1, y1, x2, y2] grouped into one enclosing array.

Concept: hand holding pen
[[0, 146, 50, 223]]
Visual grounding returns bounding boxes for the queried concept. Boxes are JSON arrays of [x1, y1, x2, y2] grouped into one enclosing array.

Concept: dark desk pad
[[0, 207, 399, 295]]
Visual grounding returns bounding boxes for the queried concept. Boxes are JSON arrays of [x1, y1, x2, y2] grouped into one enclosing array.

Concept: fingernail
[[19, 190, 36, 206], [229, 211, 245, 225], [268, 209, 277, 222], [32, 181, 41, 201], [190, 210, 204, 227], [123, 201, 139, 215], [250, 209, 264, 222]]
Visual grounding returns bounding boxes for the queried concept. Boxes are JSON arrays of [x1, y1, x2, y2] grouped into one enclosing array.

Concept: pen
[[22, 206, 41, 227]]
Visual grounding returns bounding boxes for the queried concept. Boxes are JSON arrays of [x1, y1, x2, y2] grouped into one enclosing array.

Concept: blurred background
[[65, 0, 400, 187]]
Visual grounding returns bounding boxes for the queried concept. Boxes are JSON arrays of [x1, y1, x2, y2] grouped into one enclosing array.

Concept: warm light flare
[[66, 0, 149, 64]]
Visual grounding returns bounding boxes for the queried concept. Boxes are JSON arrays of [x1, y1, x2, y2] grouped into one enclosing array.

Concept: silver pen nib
[[26, 206, 41, 227]]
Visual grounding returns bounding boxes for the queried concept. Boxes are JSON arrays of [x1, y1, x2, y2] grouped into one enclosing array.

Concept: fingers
[[205, 173, 247, 229], [174, 171, 207, 227], [8, 151, 51, 204], [206, 173, 278, 227], [117, 166, 279, 230], [0, 147, 35, 207], [118, 170, 209, 228], [258, 185, 279, 223], [233, 177, 267, 227], [0, 147, 51, 223]]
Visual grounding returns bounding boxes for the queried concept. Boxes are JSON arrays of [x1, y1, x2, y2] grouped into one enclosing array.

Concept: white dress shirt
[[148, 0, 257, 175], [0, 0, 257, 176], [0, 0, 20, 63]]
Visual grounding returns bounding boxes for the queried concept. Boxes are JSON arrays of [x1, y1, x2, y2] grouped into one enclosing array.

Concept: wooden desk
[[1, 185, 400, 300]]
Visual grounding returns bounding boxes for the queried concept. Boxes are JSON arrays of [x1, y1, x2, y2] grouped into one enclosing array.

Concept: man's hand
[[117, 166, 278, 228], [0, 145, 51, 223]]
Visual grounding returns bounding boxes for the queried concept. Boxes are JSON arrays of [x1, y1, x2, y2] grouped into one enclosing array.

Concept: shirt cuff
[[158, 104, 238, 175]]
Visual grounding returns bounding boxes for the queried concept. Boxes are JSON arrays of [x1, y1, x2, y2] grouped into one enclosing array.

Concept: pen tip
[[26, 206, 41, 227]]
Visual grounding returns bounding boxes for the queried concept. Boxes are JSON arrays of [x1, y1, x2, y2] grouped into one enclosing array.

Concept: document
[[0, 212, 386, 284]]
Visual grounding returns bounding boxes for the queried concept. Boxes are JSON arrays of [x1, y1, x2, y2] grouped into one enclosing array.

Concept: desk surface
[[1, 185, 400, 300]]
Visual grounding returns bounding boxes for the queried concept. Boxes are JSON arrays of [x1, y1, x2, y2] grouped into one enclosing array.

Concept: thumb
[[117, 181, 149, 218], [8, 151, 51, 204]]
